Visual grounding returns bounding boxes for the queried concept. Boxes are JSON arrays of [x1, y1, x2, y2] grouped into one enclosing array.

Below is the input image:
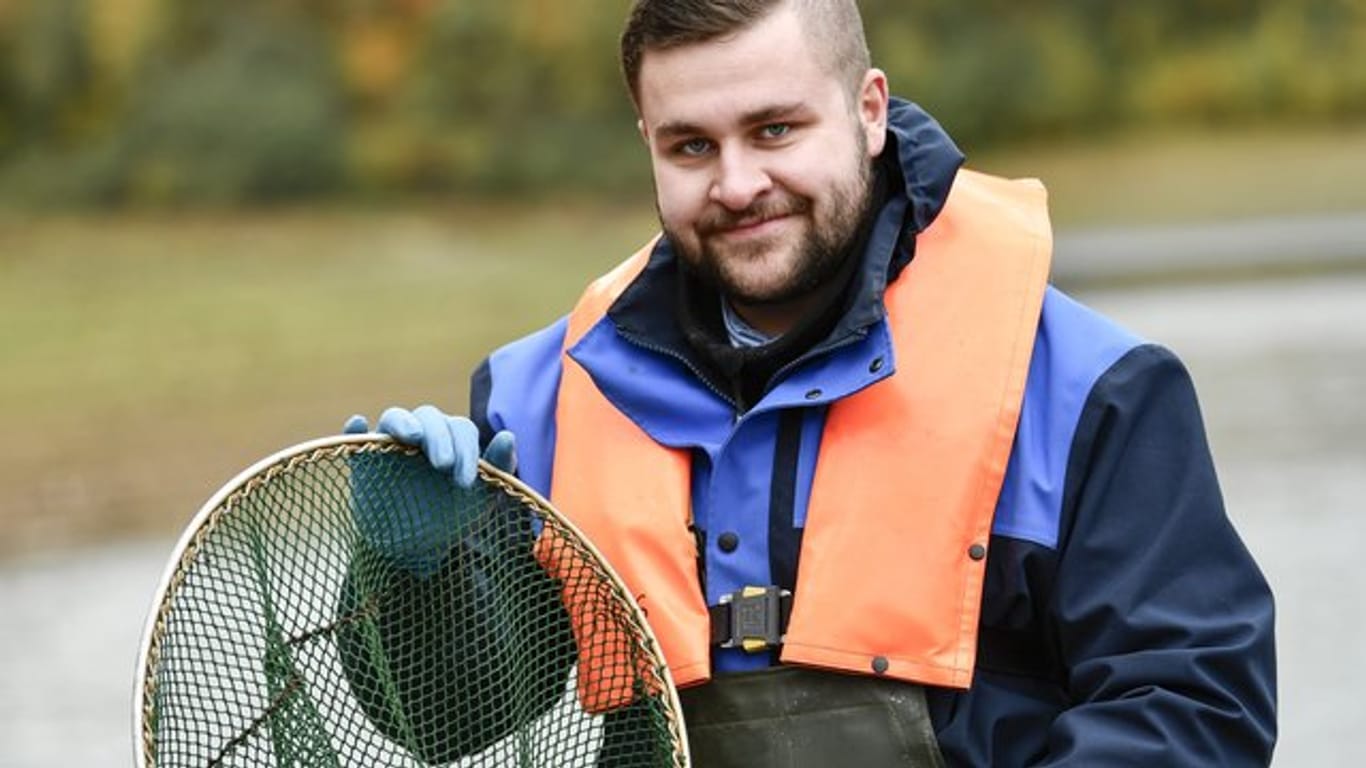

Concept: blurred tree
[[130, 15, 342, 203], [0, 19, 15, 158], [91, 1, 344, 205], [2, 0, 1365, 207], [375, 0, 643, 196], [5, 0, 97, 147], [85, 0, 159, 85]]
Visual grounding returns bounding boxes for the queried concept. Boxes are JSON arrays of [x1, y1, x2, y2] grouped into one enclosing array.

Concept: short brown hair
[[620, 0, 871, 106]]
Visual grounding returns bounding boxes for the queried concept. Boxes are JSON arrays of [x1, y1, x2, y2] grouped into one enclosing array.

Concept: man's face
[[636, 6, 888, 315]]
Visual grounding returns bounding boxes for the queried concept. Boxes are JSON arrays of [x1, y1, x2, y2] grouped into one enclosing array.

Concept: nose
[[710, 145, 772, 211]]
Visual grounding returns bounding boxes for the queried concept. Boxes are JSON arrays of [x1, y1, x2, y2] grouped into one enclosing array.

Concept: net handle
[[131, 433, 692, 768]]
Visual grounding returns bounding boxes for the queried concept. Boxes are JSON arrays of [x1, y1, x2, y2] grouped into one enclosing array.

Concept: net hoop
[[132, 433, 691, 767]]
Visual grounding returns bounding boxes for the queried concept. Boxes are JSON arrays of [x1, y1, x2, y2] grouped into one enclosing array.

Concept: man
[[346, 0, 1277, 764]]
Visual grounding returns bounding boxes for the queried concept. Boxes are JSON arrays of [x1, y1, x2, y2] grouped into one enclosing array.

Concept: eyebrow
[[652, 101, 810, 141]]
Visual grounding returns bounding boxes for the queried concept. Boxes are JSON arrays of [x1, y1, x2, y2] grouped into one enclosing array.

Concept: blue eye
[[678, 138, 713, 157]]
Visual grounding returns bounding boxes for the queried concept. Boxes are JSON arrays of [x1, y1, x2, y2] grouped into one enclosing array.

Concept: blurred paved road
[[1054, 211, 1366, 287], [2, 272, 1363, 767]]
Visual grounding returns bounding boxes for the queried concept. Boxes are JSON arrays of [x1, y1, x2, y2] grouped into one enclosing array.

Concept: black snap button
[[869, 357, 885, 373], [805, 389, 823, 400], [969, 543, 987, 561], [718, 532, 740, 553], [872, 656, 890, 675]]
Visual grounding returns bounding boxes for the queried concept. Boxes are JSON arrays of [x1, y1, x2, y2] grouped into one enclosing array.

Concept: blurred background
[[1, 0, 1364, 765]]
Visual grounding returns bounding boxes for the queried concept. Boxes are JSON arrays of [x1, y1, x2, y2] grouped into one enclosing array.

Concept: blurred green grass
[[2, 126, 1364, 558], [0, 205, 658, 556]]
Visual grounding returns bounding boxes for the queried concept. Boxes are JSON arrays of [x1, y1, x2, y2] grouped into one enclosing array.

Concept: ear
[[857, 68, 890, 157]]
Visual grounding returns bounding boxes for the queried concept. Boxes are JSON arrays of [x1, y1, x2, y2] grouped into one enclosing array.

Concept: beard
[[663, 138, 876, 308]]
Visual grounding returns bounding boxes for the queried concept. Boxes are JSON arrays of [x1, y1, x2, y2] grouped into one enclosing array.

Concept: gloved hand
[[344, 405, 516, 485], [343, 405, 518, 577]]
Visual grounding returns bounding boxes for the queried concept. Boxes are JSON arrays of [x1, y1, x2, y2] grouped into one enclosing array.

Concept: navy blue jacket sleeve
[[470, 356, 496, 449], [1039, 344, 1277, 765]]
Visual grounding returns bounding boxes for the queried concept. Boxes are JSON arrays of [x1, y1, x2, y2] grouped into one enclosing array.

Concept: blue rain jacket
[[468, 100, 1277, 766]]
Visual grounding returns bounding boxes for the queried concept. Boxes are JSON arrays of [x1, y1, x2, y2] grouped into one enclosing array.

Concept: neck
[[727, 287, 832, 339]]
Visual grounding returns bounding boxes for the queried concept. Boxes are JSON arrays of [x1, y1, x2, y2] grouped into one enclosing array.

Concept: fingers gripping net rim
[[135, 435, 689, 767]]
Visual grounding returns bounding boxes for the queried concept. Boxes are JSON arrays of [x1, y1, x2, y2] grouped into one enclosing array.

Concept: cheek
[[652, 166, 706, 230], [771, 162, 830, 205], [791, 137, 863, 201]]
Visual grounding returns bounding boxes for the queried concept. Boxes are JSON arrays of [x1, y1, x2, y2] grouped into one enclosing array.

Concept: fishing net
[[136, 435, 688, 767]]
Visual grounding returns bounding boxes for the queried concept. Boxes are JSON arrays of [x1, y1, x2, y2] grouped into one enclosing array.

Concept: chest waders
[[676, 667, 947, 768]]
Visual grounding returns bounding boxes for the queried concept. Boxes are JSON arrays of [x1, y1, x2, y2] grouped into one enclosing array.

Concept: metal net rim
[[132, 433, 691, 768]]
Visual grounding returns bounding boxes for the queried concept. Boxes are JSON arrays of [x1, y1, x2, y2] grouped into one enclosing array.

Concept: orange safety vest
[[540, 169, 1051, 710]]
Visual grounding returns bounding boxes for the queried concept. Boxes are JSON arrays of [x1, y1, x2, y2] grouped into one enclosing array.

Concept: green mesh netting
[[138, 437, 687, 768]]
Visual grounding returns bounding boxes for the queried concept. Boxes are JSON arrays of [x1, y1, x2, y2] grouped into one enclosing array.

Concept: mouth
[[712, 213, 792, 240]]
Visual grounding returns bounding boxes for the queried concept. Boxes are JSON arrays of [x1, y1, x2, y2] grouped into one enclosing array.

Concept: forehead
[[636, 7, 841, 131]]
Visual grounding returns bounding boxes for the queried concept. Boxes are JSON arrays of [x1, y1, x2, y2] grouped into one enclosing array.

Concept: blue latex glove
[[344, 405, 516, 485], [344, 405, 517, 576]]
